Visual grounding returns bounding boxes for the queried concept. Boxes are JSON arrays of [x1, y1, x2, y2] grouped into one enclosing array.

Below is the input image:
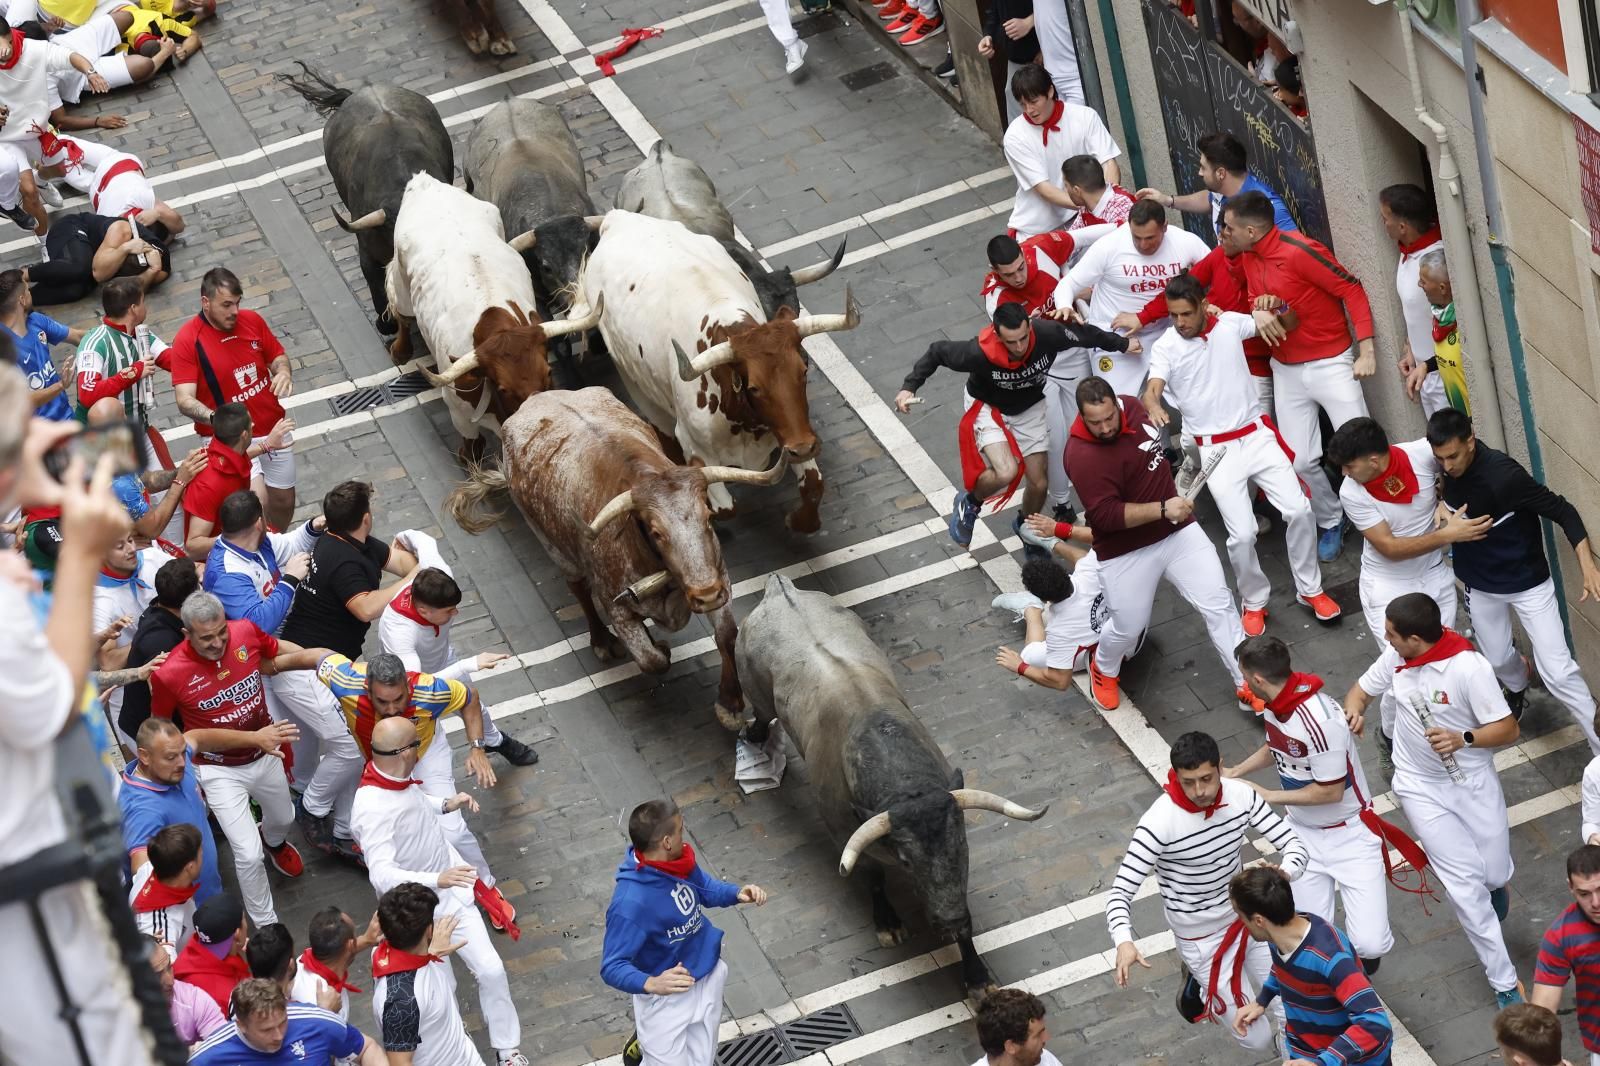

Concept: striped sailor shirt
[[1535, 903, 1600, 1053], [1106, 777, 1307, 944], [1257, 914, 1392, 1066]]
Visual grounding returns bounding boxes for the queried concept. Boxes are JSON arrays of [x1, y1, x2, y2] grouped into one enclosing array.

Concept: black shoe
[[1360, 956, 1381, 976], [1176, 966, 1206, 1023], [1503, 687, 1527, 720], [622, 1032, 643, 1066], [1052, 502, 1077, 525], [934, 52, 955, 78], [1, 202, 33, 230], [329, 835, 366, 868], [294, 795, 335, 852], [487, 733, 540, 766]]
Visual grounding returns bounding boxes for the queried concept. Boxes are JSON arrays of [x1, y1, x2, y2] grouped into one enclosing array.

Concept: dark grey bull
[[614, 140, 845, 320], [278, 64, 452, 336], [464, 99, 598, 319], [737, 575, 1050, 996]]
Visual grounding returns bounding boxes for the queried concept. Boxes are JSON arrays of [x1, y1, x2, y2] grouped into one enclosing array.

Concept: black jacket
[[983, 0, 1040, 64], [117, 604, 187, 740], [1440, 443, 1587, 595], [901, 318, 1127, 415]]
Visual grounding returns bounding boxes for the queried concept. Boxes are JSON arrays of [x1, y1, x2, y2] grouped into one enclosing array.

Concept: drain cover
[[328, 385, 388, 417], [715, 1029, 787, 1066], [384, 370, 431, 400], [840, 61, 899, 91], [782, 1005, 861, 1055]]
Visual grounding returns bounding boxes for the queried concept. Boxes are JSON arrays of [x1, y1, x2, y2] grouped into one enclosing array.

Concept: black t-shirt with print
[[280, 532, 390, 659]]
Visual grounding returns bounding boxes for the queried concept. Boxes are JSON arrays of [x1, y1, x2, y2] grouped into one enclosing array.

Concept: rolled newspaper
[[1180, 446, 1228, 501], [1409, 693, 1466, 784]]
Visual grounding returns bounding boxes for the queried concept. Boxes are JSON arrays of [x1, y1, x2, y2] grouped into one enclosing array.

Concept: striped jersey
[[1259, 914, 1392, 1066], [315, 653, 470, 760], [1261, 689, 1368, 828], [1107, 777, 1307, 942], [1534, 903, 1600, 1052]]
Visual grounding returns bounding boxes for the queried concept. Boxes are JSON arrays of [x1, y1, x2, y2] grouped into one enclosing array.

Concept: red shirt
[[981, 230, 1079, 317], [1063, 394, 1190, 561], [1239, 227, 1374, 364], [181, 438, 252, 541], [149, 619, 277, 765], [168, 309, 286, 436], [1137, 245, 1270, 377]]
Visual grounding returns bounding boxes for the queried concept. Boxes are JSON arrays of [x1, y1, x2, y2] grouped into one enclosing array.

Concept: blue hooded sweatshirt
[[600, 848, 740, 994]]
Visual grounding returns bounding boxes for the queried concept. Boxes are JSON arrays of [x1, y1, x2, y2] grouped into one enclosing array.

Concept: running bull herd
[[281, 69, 1049, 994]]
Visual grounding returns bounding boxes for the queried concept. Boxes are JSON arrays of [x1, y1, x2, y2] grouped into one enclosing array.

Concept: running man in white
[[1002, 64, 1120, 240], [992, 538, 1105, 688], [1057, 198, 1209, 397], [1228, 635, 1427, 971], [371, 884, 484, 1066], [1343, 592, 1525, 1009], [1107, 731, 1307, 1051], [1141, 274, 1339, 634], [756, 0, 806, 73]]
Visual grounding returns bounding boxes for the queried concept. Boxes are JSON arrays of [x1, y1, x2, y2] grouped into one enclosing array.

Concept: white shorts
[[1021, 640, 1092, 672], [249, 435, 297, 490], [963, 391, 1048, 456]]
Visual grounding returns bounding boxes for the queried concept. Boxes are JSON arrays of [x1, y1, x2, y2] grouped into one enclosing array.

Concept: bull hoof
[[591, 633, 627, 662], [375, 315, 399, 337], [457, 438, 487, 467], [488, 36, 516, 54], [714, 703, 746, 732], [876, 926, 910, 948], [464, 27, 490, 53]]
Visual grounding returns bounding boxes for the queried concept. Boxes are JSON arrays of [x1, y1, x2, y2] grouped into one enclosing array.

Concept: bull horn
[[794, 284, 862, 339], [838, 811, 892, 876], [587, 489, 638, 535], [541, 294, 604, 340], [507, 229, 538, 253], [334, 207, 386, 232], [422, 351, 480, 386], [584, 214, 606, 231], [788, 236, 847, 286], [613, 570, 670, 605], [699, 456, 787, 487], [674, 337, 737, 381], [951, 789, 1049, 821]]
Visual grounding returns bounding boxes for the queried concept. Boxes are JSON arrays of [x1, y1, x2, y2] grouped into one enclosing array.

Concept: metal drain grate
[[715, 1029, 787, 1066], [383, 370, 431, 400], [781, 1005, 861, 1055], [328, 385, 389, 417], [839, 61, 899, 91]]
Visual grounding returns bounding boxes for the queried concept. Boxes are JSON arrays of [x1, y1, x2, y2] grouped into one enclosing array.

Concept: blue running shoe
[[1317, 522, 1345, 562], [1495, 986, 1524, 1010], [1014, 514, 1051, 561], [948, 491, 980, 546], [1490, 885, 1510, 922]]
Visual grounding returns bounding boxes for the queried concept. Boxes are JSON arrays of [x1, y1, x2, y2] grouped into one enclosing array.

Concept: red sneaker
[[1241, 607, 1267, 637], [877, 0, 907, 18], [1089, 659, 1120, 710], [898, 14, 944, 44], [1236, 685, 1265, 713], [884, 8, 917, 31], [1297, 592, 1342, 623], [264, 835, 303, 877]]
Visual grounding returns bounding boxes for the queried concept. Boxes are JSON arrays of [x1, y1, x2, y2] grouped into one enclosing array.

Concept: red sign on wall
[[1575, 114, 1600, 256]]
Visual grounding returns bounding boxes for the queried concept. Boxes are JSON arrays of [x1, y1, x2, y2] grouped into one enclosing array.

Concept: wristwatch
[[470, 738, 486, 749], [1461, 730, 1475, 748]]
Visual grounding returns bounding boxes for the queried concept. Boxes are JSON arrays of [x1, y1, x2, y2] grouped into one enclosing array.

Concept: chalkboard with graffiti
[[1140, 0, 1332, 249]]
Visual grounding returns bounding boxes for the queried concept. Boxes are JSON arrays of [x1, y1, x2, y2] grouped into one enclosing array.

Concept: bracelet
[[1054, 521, 1074, 541], [1160, 499, 1168, 521], [1016, 661, 1028, 677]]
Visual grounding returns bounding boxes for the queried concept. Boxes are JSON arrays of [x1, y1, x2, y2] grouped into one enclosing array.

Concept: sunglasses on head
[[372, 739, 421, 757]]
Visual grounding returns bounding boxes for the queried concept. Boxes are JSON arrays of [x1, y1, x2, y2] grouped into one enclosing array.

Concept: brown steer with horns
[[447, 387, 782, 729]]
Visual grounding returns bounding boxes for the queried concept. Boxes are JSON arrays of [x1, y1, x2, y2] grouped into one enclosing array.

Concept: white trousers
[[1360, 564, 1457, 735], [194, 756, 295, 926], [1252, 372, 1274, 417], [1004, 61, 1025, 123], [415, 740, 496, 887], [1173, 922, 1278, 1051], [758, 0, 797, 47], [1091, 324, 1161, 399], [0, 884, 155, 1066], [268, 670, 360, 836], [1271, 351, 1369, 528], [438, 892, 521, 1052], [1419, 371, 1446, 419], [1289, 818, 1395, 960], [633, 957, 728, 1066], [1043, 351, 1090, 508], [1391, 766, 1516, 991], [1094, 521, 1245, 687], [1467, 578, 1600, 754], [1199, 421, 1320, 609]]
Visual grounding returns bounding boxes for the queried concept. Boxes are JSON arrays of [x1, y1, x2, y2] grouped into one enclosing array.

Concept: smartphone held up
[[44, 418, 150, 483]]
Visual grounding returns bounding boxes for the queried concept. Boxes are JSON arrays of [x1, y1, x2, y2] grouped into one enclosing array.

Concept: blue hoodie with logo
[[600, 848, 741, 994]]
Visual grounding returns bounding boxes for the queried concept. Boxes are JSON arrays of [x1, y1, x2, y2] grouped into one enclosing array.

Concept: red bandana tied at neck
[[132, 876, 198, 914], [1361, 446, 1420, 505], [1399, 225, 1442, 257], [1027, 98, 1064, 145], [298, 949, 363, 995], [1164, 769, 1226, 818], [1261, 672, 1324, 723], [1198, 313, 1221, 338], [637, 841, 698, 880], [370, 942, 438, 978], [0, 30, 23, 70], [1396, 628, 1474, 672], [358, 763, 422, 791], [389, 587, 438, 635], [975, 324, 1034, 369]]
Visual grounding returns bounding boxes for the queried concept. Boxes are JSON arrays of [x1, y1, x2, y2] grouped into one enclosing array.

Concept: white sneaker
[[992, 591, 1044, 621], [35, 181, 62, 209], [784, 39, 808, 73], [495, 1052, 530, 1066]]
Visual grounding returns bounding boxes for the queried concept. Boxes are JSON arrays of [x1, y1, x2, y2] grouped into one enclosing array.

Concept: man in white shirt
[[1002, 64, 1119, 240], [292, 908, 379, 1025], [371, 883, 485, 1066], [1342, 593, 1524, 1009], [1380, 184, 1447, 415], [970, 987, 1063, 1066], [1142, 276, 1338, 632], [350, 716, 528, 1066], [1059, 198, 1209, 396], [992, 541, 1104, 687], [0, 19, 110, 232], [129, 822, 203, 960]]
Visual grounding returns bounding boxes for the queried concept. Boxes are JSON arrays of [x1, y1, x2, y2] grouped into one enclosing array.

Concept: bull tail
[[276, 61, 352, 115], [445, 462, 511, 534]]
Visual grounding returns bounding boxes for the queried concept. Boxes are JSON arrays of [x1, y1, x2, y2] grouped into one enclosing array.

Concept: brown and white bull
[[348, 171, 599, 461], [580, 210, 860, 534], [446, 387, 783, 729]]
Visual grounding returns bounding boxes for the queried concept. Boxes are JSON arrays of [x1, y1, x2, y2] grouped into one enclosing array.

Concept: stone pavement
[[17, 0, 1595, 1062]]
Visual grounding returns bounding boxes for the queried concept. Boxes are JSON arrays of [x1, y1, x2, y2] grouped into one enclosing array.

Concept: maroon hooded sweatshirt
[[1063, 394, 1191, 561]]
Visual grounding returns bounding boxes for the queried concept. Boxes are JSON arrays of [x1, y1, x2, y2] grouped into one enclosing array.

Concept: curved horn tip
[[674, 339, 700, 382], [584, 214, 606, 231], [1009, 802, 1049, 821], [843, 284, 861, 327]]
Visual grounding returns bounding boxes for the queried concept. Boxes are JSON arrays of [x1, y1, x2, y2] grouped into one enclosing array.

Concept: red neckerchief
[[358, 763, 421, 791], [298, 949, 363, 995], [975, 324, 1034, 369], [1396, 629, 1474, 672], [0, 31, 24, 71], [389, 587, 438, 635], [636, 842, 698, 880], [1164, 769, 1226, 819], [132, 875, 198, 913], [102, 317, 134, 334], [1197, 313, 1221, 337], [100, 563, 136, 581], [1398, 226, 1442, 258], [1261, 671, 1324, 723], [370, 941, 438, 978], [1360, 445, 1420, 505], [1026, 99, 1064, 145]]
